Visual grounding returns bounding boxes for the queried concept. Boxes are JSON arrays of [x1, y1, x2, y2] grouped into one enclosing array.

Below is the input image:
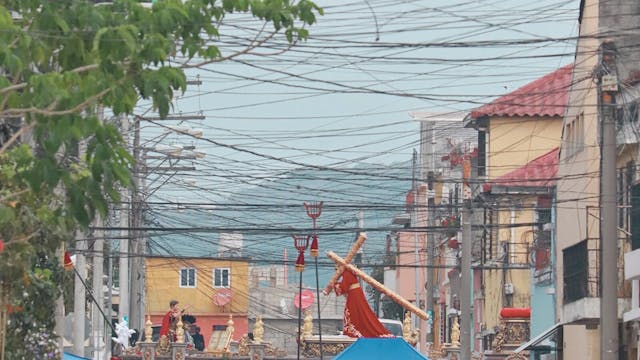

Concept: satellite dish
[[213, 289, 232, 306], [294, 290, 315, 309]]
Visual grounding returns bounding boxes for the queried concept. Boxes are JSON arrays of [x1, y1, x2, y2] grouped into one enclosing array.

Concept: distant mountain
[[146, 161, 413, 286]]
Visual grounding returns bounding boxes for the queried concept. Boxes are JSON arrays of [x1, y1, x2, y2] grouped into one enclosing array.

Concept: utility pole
[[129, 117, 144, 331], [598, 39, 618, 360], [460, 157, 472, 360], [91, 218, 104, 360], [412, 149, 421, 343], [425, 120, 436, 345], [119, 115, 130, 325], [73, 231, 87, 357]]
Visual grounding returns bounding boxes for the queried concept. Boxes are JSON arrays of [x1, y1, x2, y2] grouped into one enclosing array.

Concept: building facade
[[464, 64, 570, 357], [145, 256, 250, 348], [555, 1, 640, 359]]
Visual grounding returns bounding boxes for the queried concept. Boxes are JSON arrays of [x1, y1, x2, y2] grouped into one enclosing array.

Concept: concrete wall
[[563, 324, 600, 360], [487, 116, 562, 179]]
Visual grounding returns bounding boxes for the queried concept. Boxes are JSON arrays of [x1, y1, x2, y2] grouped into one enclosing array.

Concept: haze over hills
[[146, 160, 414, 286]]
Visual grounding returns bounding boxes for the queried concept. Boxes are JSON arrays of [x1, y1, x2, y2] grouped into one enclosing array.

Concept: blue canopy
[[333, 338, 430, 360], [63, 352, 91, 360]]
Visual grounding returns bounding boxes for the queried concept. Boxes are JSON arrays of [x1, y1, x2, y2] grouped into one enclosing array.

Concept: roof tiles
[[493, 147, 560, 188], [470, 64, 573, 119]]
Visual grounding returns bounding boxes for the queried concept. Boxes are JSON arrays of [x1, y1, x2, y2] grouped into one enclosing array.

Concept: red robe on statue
[[159, 310, 177, 341], [334, 269, 393, 338]]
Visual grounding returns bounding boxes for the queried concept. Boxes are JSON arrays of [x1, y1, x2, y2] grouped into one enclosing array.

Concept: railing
[[562, 206, 631, 304]]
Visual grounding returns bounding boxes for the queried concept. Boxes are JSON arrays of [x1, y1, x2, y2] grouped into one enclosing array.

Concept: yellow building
[[465, 64, 570, 354], [145, 256, 250, 346]]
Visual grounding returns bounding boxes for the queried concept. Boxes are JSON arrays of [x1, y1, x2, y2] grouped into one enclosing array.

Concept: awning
[[513, 322, 563, 353], [63, 352, 91, 360]]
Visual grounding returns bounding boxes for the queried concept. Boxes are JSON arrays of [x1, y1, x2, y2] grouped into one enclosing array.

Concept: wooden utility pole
[[599, 39, 618, 360]]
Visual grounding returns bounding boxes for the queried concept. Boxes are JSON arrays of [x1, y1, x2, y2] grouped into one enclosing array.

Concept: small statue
[[176, 316, 185, 343], [112, 317, 136, 349], [402, 312, 412, 339], [145, 315, 153, 343], [450, 316, 460, 347], [402, 311, 419, 345], [302, 310, 313, 339], [253, 315, 264, 344]]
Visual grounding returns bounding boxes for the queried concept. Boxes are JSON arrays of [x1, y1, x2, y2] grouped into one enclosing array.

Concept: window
[[564, 113, 584, 157], [180, 268, 196, 288], [213, 268, 230, 288], [631, 183, 640, 250], [563, 240, 588, 303]]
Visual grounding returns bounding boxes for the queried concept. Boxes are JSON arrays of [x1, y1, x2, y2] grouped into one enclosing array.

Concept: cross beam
[[322, 232, 367, 295], [327, 251, 429, 320]]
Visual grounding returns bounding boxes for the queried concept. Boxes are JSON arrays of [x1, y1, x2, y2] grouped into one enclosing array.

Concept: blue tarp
[[333, 338, 430, 360], [63, 352, 91, 360]]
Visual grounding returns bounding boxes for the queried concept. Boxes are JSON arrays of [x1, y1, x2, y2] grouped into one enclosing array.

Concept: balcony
[[623, 249, 640, 322], [562, 236, 630, 323]]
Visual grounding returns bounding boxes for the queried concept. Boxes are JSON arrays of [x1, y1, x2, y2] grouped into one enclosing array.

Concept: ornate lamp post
[[304, 201, 323, 360], [292, 234, 310, 360]]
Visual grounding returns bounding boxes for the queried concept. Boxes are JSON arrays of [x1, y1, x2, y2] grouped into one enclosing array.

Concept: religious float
[[114, 232, 426, 360]]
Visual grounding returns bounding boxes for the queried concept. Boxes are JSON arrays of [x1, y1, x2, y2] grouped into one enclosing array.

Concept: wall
[[563, 324, 600, 360], [487, 116, 562, 179], [146, 257, 250, 345]]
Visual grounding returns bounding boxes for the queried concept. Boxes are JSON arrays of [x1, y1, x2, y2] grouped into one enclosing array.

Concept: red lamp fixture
[[304, 201, 323, 257], [292, 234, 310, 272]]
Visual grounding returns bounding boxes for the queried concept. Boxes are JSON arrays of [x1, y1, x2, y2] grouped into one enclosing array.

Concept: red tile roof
[[492, 147, 559, 187], [470, 64, 573, 119]]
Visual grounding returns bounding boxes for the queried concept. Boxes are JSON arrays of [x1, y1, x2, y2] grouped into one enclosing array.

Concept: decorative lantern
[[292, 234, 310, 272]]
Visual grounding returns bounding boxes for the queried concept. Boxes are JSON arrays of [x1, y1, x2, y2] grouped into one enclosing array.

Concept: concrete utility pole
[[92, 219, 105, 360], [412, 149, 422, 341], [129, 117, 145, 331], [425, 120, 436, 345], [599, 39, 619, 360], [460, 157, 472, 360], [73, 232, 87, 357], [119, 115, 130, 325]]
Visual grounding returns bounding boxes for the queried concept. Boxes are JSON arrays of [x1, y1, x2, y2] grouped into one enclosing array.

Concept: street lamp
[[304, 201, 324, 360], [292, 234, 310, 360]]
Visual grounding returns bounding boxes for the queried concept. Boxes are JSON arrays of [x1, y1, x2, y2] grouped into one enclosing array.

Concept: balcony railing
[[562, 206, 631, 304]]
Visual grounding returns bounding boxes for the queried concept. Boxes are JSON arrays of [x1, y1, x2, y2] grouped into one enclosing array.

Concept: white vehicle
[[379, 319, 403, 337]]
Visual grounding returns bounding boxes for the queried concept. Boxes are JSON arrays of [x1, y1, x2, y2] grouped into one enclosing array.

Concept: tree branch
[[0, 122, 34, 155], [0, 63, 100, 97], [0, 87, 112, 118], [181, 30, 277, 68]]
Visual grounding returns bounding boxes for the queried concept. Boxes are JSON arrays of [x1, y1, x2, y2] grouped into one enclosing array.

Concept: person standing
[[192, 326, 205, 351], [159, 300, 180, 341]]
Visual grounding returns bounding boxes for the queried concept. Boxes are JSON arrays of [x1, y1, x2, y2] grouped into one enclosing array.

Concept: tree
[[0, 0, 321, 357]]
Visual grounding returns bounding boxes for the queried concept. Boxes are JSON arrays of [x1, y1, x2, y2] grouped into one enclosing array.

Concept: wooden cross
[[322, 232, 367, 295], [327, 251, 429, 321]]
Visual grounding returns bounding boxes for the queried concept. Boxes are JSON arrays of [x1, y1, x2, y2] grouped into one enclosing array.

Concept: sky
[[129, 0, 581, 282]]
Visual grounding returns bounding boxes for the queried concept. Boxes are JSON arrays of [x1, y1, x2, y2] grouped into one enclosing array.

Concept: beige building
[[554, 1, 640, 359], [465, 64, 570, 356]]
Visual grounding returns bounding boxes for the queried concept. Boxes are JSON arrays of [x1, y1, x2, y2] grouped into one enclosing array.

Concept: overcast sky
[[135, 0, 580, 202]]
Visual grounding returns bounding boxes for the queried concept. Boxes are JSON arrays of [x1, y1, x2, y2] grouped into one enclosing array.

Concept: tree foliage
[[0, 0, 321, 357]]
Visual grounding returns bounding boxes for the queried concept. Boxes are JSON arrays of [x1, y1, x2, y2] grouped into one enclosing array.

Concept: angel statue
[[112, 317, 136, 352]]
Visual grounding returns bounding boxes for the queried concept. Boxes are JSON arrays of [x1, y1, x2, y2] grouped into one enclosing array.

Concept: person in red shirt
[[159, 300, 181, 341], [334, 268, 393, 338]]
